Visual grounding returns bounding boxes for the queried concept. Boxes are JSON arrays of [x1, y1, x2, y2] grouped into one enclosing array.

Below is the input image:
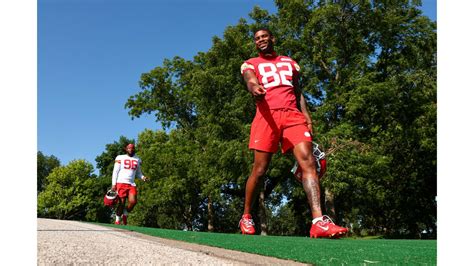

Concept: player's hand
[[112, 185, 117, 191], [250, 84, 266, 101], [307, 123, 313, 135], [142, 176, 149, 182]]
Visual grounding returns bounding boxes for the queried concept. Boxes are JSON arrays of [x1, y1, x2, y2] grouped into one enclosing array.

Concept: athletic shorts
[[116, 183, 137, 198], [249, 108, 312, 153]]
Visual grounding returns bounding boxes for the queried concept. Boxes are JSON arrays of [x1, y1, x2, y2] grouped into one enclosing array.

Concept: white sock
[[312, 216, 324, 224], [115, 215, 121, 222], [123, 209, 128, 216]]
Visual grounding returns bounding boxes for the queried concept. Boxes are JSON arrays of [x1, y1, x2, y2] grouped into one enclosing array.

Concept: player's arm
[[241, 63, 266, 100], [111, 157, 121, 190], [294, 73, 313, 134]]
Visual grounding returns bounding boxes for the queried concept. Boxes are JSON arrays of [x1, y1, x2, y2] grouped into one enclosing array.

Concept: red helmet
[[103, 189, 118, 207], [291, 142, 327, 182], [318, 157, 327, 177]]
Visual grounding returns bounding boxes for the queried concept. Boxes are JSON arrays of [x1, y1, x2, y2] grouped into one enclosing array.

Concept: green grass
[[97, 223, 436, 265]]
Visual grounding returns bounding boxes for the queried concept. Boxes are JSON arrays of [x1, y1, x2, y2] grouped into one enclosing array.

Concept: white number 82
[[258, 62, 294, 89]]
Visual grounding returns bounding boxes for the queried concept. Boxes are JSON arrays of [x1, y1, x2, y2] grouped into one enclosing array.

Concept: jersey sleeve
[[112, 156, 121, 185], [293, 61, 301, 73], [287, 57, 300, 74], [240, 61, 255, 75], [291, 59, 301, 82]]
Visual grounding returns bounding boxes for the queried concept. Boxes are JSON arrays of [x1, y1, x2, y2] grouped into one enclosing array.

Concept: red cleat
[[310, 215, 348, 238], [122, 215, 127, 225], [239, 214, 255, 235]]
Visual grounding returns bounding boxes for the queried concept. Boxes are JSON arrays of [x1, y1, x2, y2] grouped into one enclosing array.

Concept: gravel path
[[37, 218, 308, 265]]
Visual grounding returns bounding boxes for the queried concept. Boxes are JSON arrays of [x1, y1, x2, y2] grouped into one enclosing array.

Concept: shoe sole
[[240, 223, 255, 235], [310, 231, 347, 239]]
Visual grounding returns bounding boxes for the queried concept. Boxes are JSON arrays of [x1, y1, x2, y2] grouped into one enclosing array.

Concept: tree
[[129, 129, 203, 229], [37, 151, 60, 194], [37, 160, 110, 222]]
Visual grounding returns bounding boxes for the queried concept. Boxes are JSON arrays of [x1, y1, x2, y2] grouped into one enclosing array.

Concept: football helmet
[[103, 189, 118, 207], [291, 142, 327, 182]]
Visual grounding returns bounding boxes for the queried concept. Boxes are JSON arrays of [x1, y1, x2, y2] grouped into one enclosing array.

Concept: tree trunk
[[258, 190, 267, 235], [207, 195, 215, 232], [184, 204, 193, 231], [324, 188, 336, 219]]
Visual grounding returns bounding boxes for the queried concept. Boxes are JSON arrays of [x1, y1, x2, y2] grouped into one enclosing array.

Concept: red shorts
[[116, 183, 137, 198], [249, 108, 312, 153]]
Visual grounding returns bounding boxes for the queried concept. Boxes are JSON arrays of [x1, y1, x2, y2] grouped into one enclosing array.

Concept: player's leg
[[293, 141, 348, 238], [115, 183, 131, 225], [246, 109, 279, 214], [244, 150, 273, 214], [240, 150, 272, 235], [121, 186, 137, 225], [126, 193, 137, 212], [242, 108, 279, 234], [280, 111, 321, 218], [115, 196, 125, 224], [292, 141, 323, 218], [282, 110, 348, 238]]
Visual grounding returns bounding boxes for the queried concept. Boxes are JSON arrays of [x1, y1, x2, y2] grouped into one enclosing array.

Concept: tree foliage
[[37, 160, 110, 222], [37, 151, 61, 194]]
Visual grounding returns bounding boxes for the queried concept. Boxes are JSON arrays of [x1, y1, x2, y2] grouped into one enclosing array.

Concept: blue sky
[[38, 0, 437, 172]]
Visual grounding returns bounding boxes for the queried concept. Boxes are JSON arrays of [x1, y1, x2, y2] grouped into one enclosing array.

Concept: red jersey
[[241, 52, 301, 110]]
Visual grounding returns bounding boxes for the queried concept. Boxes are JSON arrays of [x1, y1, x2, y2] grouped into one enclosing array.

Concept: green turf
[[97, 223, 436, 265]]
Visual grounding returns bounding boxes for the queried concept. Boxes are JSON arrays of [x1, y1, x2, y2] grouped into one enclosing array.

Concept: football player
[[112, 143, 148, 225], [239, 28, 347, 238]]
